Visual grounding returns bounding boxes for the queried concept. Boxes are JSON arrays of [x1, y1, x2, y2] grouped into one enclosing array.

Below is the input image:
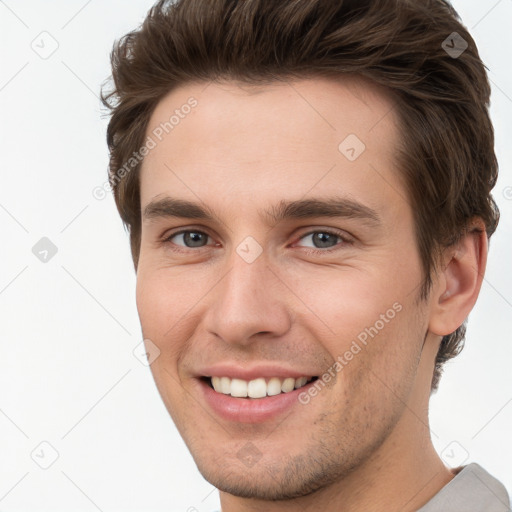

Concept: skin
[[135, 76, 487, 511]]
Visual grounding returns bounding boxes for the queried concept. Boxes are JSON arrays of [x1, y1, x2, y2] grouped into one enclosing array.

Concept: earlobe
[[428, 219, 488, 337]]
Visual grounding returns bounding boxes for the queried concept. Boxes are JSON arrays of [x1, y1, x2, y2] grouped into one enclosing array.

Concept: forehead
[[139, 76, 405, 219]]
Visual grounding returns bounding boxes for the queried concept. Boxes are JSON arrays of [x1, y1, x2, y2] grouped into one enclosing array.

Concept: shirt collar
[[417, 463, 511, 512]]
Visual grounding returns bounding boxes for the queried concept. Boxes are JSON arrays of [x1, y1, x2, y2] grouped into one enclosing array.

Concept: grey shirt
[[417, 463, 510, 512]]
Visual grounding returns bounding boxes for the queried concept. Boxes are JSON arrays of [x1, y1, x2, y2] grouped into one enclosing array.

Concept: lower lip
[[197, 378, 316, 423]]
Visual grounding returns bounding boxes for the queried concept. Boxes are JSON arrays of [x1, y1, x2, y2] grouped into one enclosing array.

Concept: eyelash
[[161, 228, 353, 255]]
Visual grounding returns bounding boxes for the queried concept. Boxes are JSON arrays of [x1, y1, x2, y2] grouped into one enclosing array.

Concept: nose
[[201, 247, 292, 346]]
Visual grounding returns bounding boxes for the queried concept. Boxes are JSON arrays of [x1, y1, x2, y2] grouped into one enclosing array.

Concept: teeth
[[248, 378, 267, 398], [294, 376, 308, 389], [231, 378, 248, 397], [281, 377, 295, 393], [220, 376, 231, 394], [212, 376, 221, 392], [209, 375, 313, 399], [267, 377, 282, 396]]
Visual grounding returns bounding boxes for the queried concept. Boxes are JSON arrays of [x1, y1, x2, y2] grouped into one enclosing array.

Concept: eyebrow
[[142, 196, 381, 228], [263, 197, 381, 227], [143, 197, 218, 222]]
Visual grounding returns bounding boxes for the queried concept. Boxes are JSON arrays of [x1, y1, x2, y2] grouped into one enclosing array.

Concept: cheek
[[338, 298, 425, 419], [303, 270, 422, 409], [290, 269, 402, 347], [136, 270, 167, 338], [135, 268, 200, 422], [135, 263, 205, 339]]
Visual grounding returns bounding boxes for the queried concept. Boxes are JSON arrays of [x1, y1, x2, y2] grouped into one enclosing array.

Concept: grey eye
[[298, 231, 341, 249], [172, 231, 210, 247]]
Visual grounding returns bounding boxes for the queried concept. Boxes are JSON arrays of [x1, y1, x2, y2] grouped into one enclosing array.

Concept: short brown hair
[[101, 0, 499, 392]]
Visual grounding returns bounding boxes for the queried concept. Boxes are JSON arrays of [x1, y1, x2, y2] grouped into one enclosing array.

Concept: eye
[[294, 229, 349, 251], [164, 230, 213, 249]]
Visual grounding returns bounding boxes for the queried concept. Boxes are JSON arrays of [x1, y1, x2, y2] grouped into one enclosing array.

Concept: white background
[[0, 1, 511, 511]]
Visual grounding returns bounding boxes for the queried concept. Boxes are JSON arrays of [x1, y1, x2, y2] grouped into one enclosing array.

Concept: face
[[136, 77, 434, 500]]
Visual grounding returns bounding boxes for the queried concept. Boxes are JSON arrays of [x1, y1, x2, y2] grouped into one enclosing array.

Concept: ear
[[428, 219, 488, 336]]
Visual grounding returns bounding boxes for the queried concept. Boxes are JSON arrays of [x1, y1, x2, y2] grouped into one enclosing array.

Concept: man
[[101, 0, 510, 510]]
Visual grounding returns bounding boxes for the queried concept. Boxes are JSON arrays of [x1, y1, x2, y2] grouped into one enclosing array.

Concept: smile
[[204, 375, 318, 399]]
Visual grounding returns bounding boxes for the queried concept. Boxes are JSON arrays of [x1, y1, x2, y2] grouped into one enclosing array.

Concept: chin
[[193, 449, 350, 501]]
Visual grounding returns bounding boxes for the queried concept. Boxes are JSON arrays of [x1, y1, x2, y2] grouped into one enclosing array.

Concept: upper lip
[[196, 364, 317, 381]]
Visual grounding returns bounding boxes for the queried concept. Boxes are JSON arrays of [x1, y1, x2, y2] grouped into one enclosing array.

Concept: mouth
[[200, 375, 319, 399]]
